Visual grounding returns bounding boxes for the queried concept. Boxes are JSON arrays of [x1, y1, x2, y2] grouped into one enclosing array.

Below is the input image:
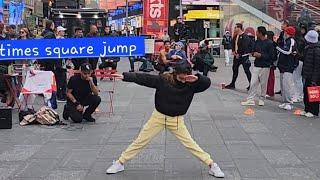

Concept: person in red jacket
[[106, 62, 225, 178]]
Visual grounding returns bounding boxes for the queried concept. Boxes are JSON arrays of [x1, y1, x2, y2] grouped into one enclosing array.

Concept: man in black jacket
[[222, 31, 232, 66], [41, 20, 56, 71], [225, 23, 253, 90], [301, 30, 320, 117], [241, 26, 275, 106]]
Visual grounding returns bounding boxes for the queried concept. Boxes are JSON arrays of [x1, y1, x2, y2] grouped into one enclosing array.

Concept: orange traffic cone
[[244, 107, 255, 116], [294, 109, 303, 116]]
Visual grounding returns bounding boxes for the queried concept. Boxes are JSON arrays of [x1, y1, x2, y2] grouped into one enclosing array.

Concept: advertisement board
[[143, 0, 169, 38]]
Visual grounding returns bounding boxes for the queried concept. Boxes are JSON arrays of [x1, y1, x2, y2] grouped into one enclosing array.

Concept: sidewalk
[[0, 58, 320, 180]]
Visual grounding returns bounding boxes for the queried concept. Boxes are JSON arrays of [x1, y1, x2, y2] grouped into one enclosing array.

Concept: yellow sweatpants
[[118, 110, 214, 166]]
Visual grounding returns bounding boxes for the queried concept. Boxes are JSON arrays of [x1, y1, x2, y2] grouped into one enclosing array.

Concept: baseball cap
[[175, 41, 184, 47], [174, 62, 192, 74], [284, 26, 296, 36], [80, 63, 92, 72], [57, 26, 66, 32]]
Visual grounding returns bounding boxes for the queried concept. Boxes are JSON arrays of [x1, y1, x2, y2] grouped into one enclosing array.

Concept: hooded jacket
[[122, 72, 211, 116], [276, 37, 297, 73], [302, 43, 320, 82]]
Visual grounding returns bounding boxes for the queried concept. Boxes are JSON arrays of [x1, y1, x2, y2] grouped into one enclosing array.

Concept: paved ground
[[1, 58, 320, 180]]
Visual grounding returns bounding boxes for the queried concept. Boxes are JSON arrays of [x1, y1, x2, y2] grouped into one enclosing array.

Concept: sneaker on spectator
[[258, 100, 265, 106], [305, 112, 315, 118], [283, 104, 293, 110], [279, 103, 286, 109], [241, 100, 255, 106]]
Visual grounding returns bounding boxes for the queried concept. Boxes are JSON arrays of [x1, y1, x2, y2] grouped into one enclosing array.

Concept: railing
[[230, 0, 282, 30], [288, 0, 320, 16]]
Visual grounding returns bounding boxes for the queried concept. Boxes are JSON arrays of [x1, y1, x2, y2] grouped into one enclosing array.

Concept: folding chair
[[19, 70, 57, 111], [94, 69, 117, 116]]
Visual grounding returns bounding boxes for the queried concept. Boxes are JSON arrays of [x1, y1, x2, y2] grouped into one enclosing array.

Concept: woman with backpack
[[106, 62, 225, 178]]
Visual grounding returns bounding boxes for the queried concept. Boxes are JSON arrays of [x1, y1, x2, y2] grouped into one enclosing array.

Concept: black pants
[[66, 94, 101, 123], [193, 61, 210, 76], [129, 57, 148, 71], [155, 63, 170, 74], [99, 61, 118, 70], [54, 69, 67, 100], [303, 79, 319, 116], [230, 57, 251, 86]]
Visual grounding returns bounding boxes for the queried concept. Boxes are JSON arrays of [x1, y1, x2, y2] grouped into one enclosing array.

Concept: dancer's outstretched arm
[[112, 72, 160, 89]]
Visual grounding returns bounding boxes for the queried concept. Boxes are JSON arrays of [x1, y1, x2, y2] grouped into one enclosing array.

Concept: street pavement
[[1, 58, 320, 180]]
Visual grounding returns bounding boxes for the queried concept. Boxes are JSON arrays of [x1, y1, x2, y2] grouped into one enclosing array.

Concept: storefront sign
[[0, 37, 145, 60], [185, 10, 222, 20], [143, 0, 169, 37]]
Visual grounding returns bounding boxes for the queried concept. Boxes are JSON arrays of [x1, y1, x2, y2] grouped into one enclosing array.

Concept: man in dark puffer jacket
[[301, 30, 320, 117]]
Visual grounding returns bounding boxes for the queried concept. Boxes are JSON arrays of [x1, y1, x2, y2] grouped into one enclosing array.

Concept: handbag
[[307, 86, 320, 102]]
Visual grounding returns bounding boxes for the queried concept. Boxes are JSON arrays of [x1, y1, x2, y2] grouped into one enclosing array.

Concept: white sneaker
[[241, 100, 255, 106], [106, 160, 124, 174], [258, 100, 265, 106], [279, 103, 286, 109], [283, 104, 293, 110], [300, 111, 307, 116], [209, 163, 225, 178], [305, 112, 315, 118]]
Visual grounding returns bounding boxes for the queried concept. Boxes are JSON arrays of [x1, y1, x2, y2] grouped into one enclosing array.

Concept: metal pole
[[125, 0, 129, 36], [179, 0, 183, 18]]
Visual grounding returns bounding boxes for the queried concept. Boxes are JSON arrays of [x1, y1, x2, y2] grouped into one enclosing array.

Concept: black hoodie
[[302, 43, 320, 82], [122, 72, 211, 116]]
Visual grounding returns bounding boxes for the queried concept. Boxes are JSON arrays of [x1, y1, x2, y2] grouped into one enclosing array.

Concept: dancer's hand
[[185, 75, 198, 83], [112, 73, 124, 80]]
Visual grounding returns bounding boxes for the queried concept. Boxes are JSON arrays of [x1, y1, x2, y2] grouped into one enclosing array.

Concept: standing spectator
[[5, 25, 17, 40], [225, 23, 253, 90], [0, 23, 13, 106], [241, 26, 275, 106], [276, 26, 297, 110], [18, 28, 30, 40], [292, 25, 307, 102], [301, 30, 320, 117], [222, 31, 232, 66], [277, 20, 290, 47], [86, 25, 99, 86], [41, 20, 56, 71], [55, 26, 68, 102], [162, 30, 170, 41], [99, 26, 120, 80], [266, 31, 278, 97], [275, 20, 290, 95], [173, 16, 186, 42], [72, 27, 86, 70], [0, 23, 6, 40]]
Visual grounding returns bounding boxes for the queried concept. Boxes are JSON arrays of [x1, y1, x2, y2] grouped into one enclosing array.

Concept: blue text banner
[[0, 36, 145, 60]]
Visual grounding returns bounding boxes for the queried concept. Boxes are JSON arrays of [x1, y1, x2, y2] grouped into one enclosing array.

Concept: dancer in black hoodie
[[106, 63, 225, 178]]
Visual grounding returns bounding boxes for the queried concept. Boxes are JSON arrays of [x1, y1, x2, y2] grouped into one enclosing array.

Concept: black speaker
[[0, 108, 12, 129]]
